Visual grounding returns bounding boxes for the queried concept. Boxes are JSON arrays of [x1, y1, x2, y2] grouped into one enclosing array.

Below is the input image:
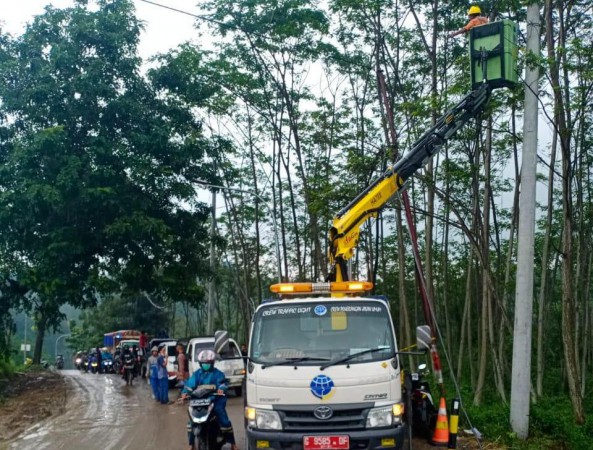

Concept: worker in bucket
[[448, 5, 488, 38]]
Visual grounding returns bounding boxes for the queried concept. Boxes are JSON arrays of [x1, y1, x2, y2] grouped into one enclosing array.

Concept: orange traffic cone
[[430, 397, 449, 446]]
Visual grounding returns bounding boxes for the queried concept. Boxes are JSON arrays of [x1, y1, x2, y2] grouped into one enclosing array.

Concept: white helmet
[[197, 349, 216, 366]]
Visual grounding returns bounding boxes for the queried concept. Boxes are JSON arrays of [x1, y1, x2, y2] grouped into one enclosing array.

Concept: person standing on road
[[157, 346, 170, 404], [139, 330, 148, 355], [176, 344, 189, 384], [448, 5, 488, 38], [147, 346, 160, 401], [240, 343, 248, 366], [182, 350, 238, 450]]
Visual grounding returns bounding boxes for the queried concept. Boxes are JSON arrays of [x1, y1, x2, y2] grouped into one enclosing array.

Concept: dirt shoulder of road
[[0, 369, 69, 445]]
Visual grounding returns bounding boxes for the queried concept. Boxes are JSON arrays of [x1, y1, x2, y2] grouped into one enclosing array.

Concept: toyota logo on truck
[[313, 406, 333, 420]]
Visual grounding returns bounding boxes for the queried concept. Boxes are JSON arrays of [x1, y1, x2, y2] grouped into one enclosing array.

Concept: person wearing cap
[[448, 5, 488, 38], [146, 346, 160, 401]]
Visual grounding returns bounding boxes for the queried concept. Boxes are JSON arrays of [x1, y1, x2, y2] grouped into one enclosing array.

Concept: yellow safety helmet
[[468, 5, 481, 15]]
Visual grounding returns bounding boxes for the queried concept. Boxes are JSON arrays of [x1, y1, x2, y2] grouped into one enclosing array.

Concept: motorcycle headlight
[[366, 404, 403, 428], [245, 407, 282, 430]]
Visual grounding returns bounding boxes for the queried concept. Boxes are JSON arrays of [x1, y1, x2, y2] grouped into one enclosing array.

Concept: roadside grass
[[459, 387, 593, 449]]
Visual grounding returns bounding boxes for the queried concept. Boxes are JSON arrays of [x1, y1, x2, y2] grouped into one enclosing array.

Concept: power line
[[137, 0, 229, 29]]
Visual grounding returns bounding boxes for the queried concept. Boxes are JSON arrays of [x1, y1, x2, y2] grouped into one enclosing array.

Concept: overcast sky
[[2, 0, 200, 61]]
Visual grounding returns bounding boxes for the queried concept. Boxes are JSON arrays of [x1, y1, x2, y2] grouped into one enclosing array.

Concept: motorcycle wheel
[[194, 437, 207, 450]]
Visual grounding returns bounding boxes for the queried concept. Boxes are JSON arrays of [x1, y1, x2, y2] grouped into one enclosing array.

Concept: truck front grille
[[275, 404, 370, 432]]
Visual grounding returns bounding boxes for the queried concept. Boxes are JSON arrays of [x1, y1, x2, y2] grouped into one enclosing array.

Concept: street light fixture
[[54, 334, 70, 359]]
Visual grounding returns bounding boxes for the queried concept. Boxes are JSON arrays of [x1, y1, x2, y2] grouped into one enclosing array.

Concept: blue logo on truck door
[[310, 375, 335, 400]]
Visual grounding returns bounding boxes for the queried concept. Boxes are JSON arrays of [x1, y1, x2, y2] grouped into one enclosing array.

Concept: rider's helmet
[[197, 349, 216, 371]]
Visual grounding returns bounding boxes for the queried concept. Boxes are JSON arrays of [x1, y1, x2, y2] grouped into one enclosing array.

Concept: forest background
[[0, 0, 592, 448]]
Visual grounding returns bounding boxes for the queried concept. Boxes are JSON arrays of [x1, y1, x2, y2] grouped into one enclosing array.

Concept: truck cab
[[245, 288, 406, 450]]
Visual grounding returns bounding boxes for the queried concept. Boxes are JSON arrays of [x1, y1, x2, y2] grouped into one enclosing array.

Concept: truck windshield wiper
[[261, 357, 330, 369], [320, 347, 392, 370]]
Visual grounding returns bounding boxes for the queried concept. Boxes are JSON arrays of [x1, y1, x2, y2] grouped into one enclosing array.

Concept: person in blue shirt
[[157, 346, 170, 404], [181, 349, 238, 450]]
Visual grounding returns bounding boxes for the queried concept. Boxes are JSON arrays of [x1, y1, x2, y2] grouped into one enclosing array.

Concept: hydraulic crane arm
[[328, 83, 491, 282]]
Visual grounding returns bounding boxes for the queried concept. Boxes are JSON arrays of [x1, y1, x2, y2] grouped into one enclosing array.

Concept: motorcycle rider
[[181, 349, 238, 450], [121, 345, 134, 379], [95, 347, 103, 374]]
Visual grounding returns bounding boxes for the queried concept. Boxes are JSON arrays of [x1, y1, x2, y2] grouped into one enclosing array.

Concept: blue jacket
[[183, 367, 227, 394]]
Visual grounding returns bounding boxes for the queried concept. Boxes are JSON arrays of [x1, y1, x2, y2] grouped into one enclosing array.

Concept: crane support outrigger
[[328, 83, 491, 283]]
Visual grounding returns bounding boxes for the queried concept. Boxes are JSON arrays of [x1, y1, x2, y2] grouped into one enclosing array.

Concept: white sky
[[1, 0, 200, 61]]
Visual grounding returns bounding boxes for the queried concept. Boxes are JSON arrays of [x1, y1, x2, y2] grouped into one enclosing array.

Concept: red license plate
[[303, 436, 349, 450]]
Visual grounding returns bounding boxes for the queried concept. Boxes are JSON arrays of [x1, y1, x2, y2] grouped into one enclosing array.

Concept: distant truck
[[103, 330, 141, 353]]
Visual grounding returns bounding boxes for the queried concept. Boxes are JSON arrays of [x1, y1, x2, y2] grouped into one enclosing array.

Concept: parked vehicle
[[55, 354, 64, 370], [409, 363, 436, 438], [184, 385, 226, 450], [187, 337, 245, 396]]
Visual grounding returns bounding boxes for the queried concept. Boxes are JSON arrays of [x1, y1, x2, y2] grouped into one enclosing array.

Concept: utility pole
[[23, 314, 27, 364], [510, 2, 540, 439], [207, 188, 216, 336]]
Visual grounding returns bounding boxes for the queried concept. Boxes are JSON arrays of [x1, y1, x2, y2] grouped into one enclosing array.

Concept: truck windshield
[[251, 300, 395, 366]]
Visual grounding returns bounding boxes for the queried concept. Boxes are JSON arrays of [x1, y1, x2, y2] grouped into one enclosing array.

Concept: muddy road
[[6, 371, 483, 450], [7, 370, 245, 450]]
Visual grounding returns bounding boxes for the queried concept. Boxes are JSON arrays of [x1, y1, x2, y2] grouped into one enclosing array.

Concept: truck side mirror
[[416, 325, 432, 352], [214, 330, 230, 355]]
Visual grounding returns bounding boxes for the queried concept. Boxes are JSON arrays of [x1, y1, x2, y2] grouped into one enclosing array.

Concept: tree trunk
[[33, 315, 46, 365], [536, 127, 557, 397], [545, 0, 585, 424]]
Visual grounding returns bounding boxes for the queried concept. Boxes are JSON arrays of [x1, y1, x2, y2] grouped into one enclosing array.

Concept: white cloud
[[1, 0, 198, 61]]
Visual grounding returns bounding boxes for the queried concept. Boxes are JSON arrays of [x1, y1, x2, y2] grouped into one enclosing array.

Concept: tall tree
[[0, 0, 215, 360]]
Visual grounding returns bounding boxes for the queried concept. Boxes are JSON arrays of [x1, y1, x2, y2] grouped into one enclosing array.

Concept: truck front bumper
[[247, 425, 406, 450]]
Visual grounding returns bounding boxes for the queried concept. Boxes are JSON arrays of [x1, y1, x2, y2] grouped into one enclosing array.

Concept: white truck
[[244, 282, 426, 450], [245, 83, 494, 449]]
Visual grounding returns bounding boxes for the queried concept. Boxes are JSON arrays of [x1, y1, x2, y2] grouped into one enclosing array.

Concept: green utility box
[[469, 19, 519, 90]]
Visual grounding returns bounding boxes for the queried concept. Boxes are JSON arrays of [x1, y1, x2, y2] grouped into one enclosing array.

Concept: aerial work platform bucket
[[469, 19, 519, 90]]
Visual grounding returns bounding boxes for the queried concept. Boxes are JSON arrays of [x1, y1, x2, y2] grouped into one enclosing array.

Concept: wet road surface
[[8, 370, 245, 450]]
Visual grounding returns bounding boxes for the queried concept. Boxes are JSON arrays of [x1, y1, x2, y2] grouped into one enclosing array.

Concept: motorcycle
[[55, 355, 65, 370], [122, 353, 135, 385], [409, 363, 436, 438], [102, 359, 115, 374], [89, 356, 99, 374], [185, 386, 226, 450]]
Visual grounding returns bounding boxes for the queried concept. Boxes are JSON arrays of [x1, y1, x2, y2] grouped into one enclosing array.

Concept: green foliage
[[0, 359, 15, 379], [0, 0, 221, 360]]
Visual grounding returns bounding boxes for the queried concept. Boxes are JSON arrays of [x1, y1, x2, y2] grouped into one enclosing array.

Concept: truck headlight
[[245, 407, 282, 430], [234, 368, 246, 375], [366, 404, 403, 428]]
